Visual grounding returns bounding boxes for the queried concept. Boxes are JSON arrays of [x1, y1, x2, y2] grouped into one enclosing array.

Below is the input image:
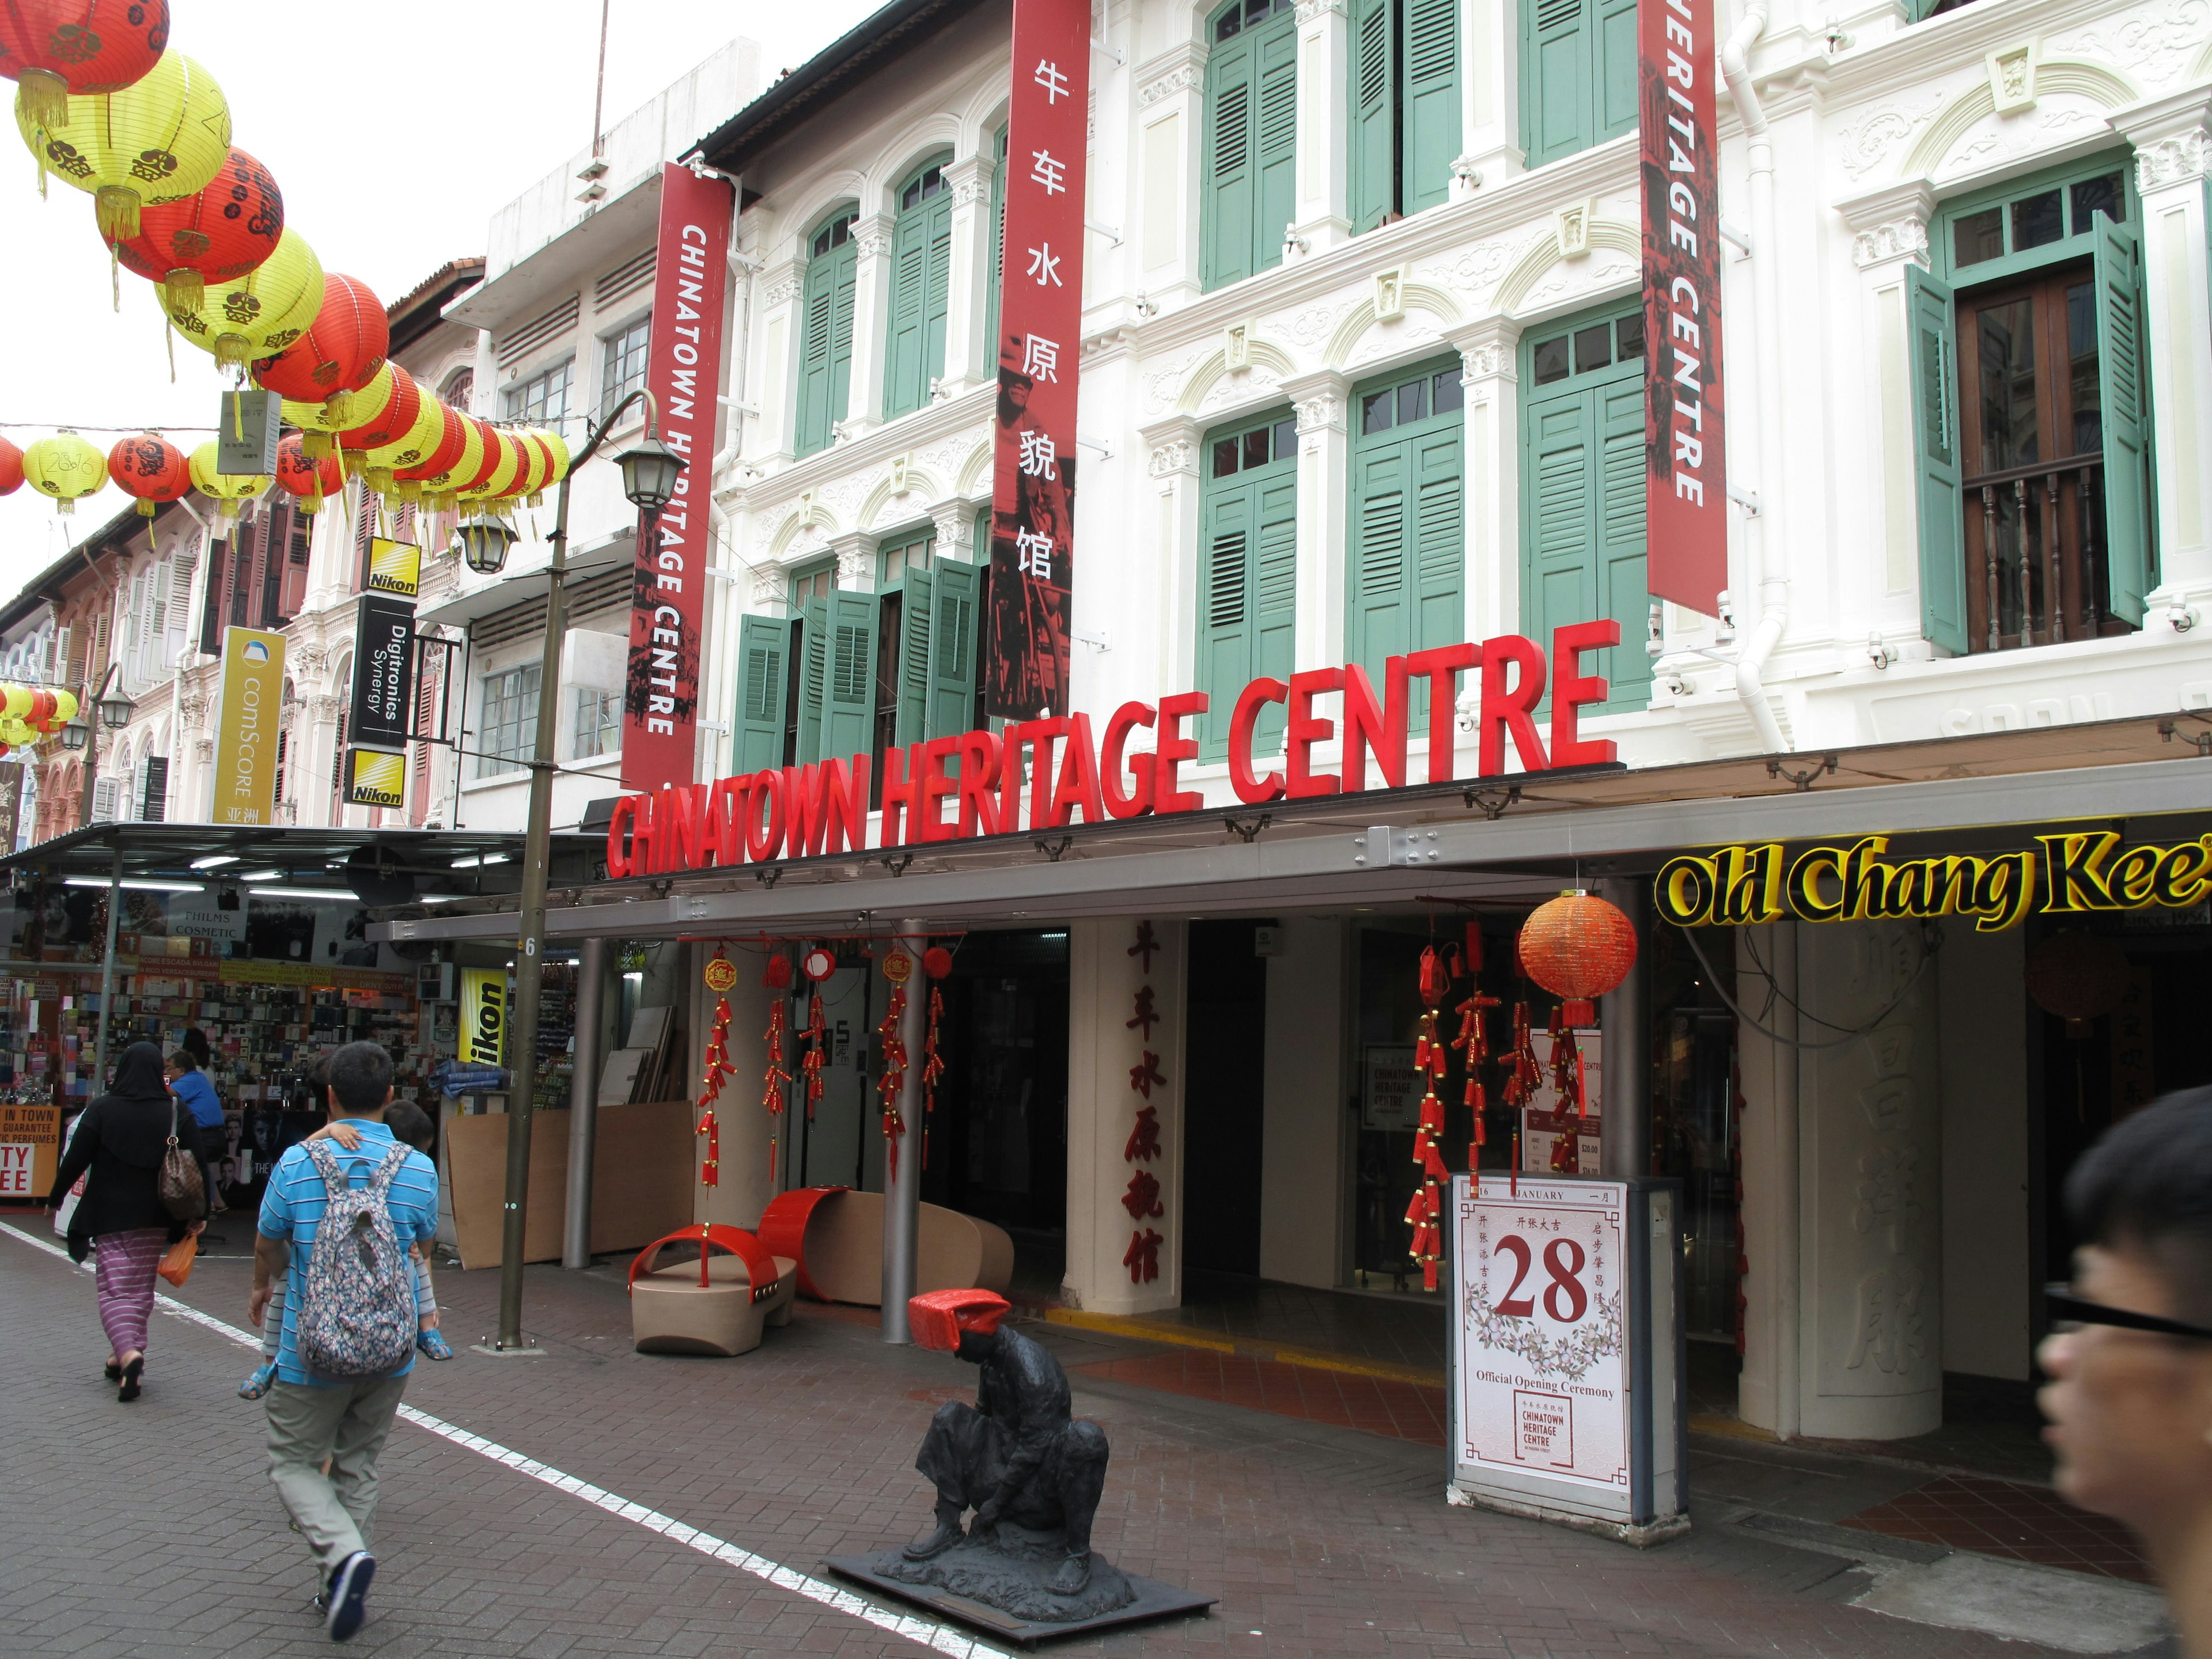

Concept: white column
[[1256, 916, 1346, 1286], [2120, 91, 2212, 621], [1281, 371, 1349, 671], [1142, 418, 1205, 694], [843, 212, 896, 441], [1449, 316, 1521, 647], [1131, 42, 1208, 312], [941, 152, 995, 396], [753, 256, 808, 464], [1460, 0, 1523, 189], [1291, 0, 1351, 256], [827, 531, 877, 591], [930, 500, 978, 562], [1064, 915, 1187, 1315]]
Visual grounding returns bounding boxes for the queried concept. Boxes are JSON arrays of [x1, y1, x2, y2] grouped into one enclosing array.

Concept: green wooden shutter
[[794, 240, 856, 458], [1522, 0, 1589, 171], [1904, 264, 1967, 656], [823, 589, 877, 760], [1349, 438, 1411, 680], [1597, 0, 1638, 145], [2093, 216, 2151, 626], [1349, 0, 1396, 233], [797, 596, 830, 763], [985, 128, 1007, 364], [1202, 32, 1257, 291], [1255, 23, 1297, 268], [735, 613, 789, 773], [1596, 378, 1650, 707], [923, 196, 952, 393], [1198, 480, 1253, 760], [927, 558, 979, 739], [1402, 0, 1460, 215], [1521, 376, 1648, 713], [883, 191, 953, 419], [896, 566, 934, 747], [1251, 470, 1298, 743], [1411, 426, 1464, 656]]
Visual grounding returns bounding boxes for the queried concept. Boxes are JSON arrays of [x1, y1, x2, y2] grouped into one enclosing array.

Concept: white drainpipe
[[1718, 0, 1790, 755]]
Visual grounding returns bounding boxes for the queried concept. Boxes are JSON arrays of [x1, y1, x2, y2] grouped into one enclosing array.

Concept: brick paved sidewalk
[[0, 1222, 2101, 1658]]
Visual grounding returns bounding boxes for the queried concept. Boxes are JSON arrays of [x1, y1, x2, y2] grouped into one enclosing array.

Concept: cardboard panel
[[446, 1100, 695, 1269]]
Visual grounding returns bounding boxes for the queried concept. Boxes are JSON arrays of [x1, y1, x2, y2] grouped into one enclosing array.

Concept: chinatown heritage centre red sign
[[623, 161, 734, 791], [603, 622, 1620, 875], [984, 0, 1091, 721], [1639, 0, 1726, 619]]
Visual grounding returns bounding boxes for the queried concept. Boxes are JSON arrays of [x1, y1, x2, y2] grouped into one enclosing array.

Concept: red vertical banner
[[1640, 0, 1726, 619], [983, 0, 1090, 721], [623, 161, 733, 789]]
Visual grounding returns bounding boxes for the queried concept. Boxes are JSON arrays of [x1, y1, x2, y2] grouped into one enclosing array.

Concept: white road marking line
[[3, 1222, 1003, 1659]]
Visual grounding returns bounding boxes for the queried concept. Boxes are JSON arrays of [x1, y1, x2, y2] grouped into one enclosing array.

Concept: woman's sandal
[[103, 1359, 121, 1382], [417, 1329, 454, 1361], [238, 1362, 276, 1400], [117, 1354, 144, 1403]]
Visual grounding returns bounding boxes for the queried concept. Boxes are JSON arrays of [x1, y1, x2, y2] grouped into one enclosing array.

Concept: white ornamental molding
[[835, 544, 872, 584], [1838, 93, 1945, 183], [1458, 342, 1509, 380], [1148, 439, 1198, 478], [931, 506, 975, 552], [764, 275, 803, 308], [854, 226, 892, 260], [1851, 219, 1931, 268], [750, 567, 783, 605], [1293, 393, 1344, 434], [1987, 41, 2040, 115], [1137, 65, 1202, 107], [2137, 127, 2212, 190], [1294, 0, 1345, 19]]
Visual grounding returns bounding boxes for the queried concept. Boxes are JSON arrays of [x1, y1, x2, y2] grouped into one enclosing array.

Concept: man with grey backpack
[[251, 1041, 440, 1643]]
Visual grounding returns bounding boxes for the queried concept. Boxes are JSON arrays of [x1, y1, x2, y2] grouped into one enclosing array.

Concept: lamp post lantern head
[[59, 714, 90, 752], [615, 437, 685, 512], [456, 517, 518, 576], [97, 686, 135, 730]]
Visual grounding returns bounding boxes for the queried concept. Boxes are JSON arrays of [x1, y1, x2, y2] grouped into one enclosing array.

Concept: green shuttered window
[[1347, 361, 1464, 714], [1520, 0, 1637, 173], [1198, 410, 1300, 759], [1518, 305, 1649, 711], [794, 210, 858, 459], [1349, 0, 1461, 233], [1202, 0, 1297, 291], [883, 160, 953, 421]]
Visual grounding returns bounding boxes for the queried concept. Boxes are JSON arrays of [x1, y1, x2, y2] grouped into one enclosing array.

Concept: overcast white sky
[[0, 0, 882, 604]]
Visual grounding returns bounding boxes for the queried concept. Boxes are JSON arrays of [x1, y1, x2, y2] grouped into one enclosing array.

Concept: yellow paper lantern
[[188, 440, 268, 519], [536, 429, 571, 501], [284, 359, 393, 457], [51, 689, 79, 725], [166, 227, 323, 369], [361, 391, 445, 494], [456, 428, 524, 504], [16, 52, 232, 241], [0, 685, 29, 718], [22, 430, 105, 514], [412, 412, 486, 513]]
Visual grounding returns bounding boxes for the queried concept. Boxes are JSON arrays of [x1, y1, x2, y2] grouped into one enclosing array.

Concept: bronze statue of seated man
[[904, 1290, 1109, 1596]]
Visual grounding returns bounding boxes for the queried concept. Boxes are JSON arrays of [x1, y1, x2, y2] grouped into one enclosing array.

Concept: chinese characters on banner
[[623, 162, 734, 789], [1123, 920, 1165, 1283], [984, 0, 1090, 719], [1639, 0, 1726, 618]]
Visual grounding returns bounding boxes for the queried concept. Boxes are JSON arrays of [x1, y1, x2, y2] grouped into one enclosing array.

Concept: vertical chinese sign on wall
[[984, 0, 1090, 720], [1123, 921, 1166, 1283], [624, 161, 733, 790], [1639, 0, 1726, 618]]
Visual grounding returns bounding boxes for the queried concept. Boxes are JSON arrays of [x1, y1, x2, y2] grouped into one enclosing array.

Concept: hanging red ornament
[[254, 271, 388, 411], [801, 991, 827, 1120], [698, 1108, 719, 1187], [801, 945, 836, 982], [763, 952, 792, 990], [1516, 889, 1638, 1026], [1404, 1181, 1442, 1291], [1453, 980, 1499, 1162], [2025, 933, 2131, 1031], [273, 433, 343, 513], [762, 995, 790, 1182], [0, 435, 22, 497], [878, 984, 910, 1181], [920, 983, 945, 1168], [105, 432, 187, 517], [0, 2, 171, 130], [923, 945, 954, 979], [1502, 1000, 1542, 1109], [1410, 935, 1452, 1184]]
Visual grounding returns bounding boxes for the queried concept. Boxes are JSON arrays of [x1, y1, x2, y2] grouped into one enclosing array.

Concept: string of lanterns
[[1, 1, 570, 524]]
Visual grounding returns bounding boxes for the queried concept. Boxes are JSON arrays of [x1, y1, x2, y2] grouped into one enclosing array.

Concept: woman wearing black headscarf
[[47, 1042, 202, 1402]]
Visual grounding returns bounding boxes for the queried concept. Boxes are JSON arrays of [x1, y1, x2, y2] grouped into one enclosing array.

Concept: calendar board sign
[[1449, 1174, 1686, 1538]]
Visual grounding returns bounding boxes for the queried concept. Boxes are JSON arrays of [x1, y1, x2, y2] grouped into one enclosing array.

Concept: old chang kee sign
[[1455, 1175, 1631, 1495], [622, 161, 734, 790], [1641, 0, 1726, 618], [604, 623, 1621, 875], [983, 0, 1090, 720]]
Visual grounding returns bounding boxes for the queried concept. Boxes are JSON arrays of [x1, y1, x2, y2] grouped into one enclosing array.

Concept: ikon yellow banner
[[365, 537, 421, 597], [460, 967, 506, 1066], [346, 747, 406, 809], [212, 627, 285, 825]]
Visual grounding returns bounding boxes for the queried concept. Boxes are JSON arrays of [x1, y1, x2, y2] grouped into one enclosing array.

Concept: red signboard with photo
[[623, 161, 734, 790], [1639, 0, 1726, 619], [983, 0, 1091, 720]]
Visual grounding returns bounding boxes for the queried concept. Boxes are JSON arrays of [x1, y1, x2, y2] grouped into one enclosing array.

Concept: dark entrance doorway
[[1181, 920, 1267, 1277]]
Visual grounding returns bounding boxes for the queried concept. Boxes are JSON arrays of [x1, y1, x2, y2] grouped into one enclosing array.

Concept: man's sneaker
[[416, 1328, 453, 1361], [238, 1362, 276, 1400], [324, 1551, 375, 1642]]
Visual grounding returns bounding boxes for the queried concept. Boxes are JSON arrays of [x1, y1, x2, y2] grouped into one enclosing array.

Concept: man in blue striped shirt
[[252, 1040, 440, 1643]]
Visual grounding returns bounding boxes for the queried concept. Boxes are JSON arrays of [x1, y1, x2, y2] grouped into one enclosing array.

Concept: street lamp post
[[486, 389, 684, 1354], [66, 665, 134, 830]]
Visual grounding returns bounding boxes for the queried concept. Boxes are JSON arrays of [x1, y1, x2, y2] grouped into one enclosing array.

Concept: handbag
[[158, 1100, 206, 1222], [157, 1230, 197, 1287]]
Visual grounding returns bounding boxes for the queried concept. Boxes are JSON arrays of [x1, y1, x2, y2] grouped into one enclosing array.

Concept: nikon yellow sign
[[461, 968, 505, 1066], [1656, 832, 2212, 933], [365, 537, 421, 597], [212, 627, 285, 825], [345, 747, 406, 809]]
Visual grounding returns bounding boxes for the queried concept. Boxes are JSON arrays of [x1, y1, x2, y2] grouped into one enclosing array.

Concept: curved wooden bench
[[759, 1186, 1014, 1306], [627, 1224, 797, 1357]]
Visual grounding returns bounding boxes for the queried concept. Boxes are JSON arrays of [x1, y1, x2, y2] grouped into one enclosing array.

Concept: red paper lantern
[[335, 363, 421, 456], [255, 272, 388, 408], [105, 432, 188, 516], [393, 402, 469, 495], [274, 433, 342, 511], [0, 1, 170, 128], [763, 953, 792, 990], [0, 435, 22, 496], [2025, 934, 2130, 1028], [923, 945, 954, 979], [1516, 889, 1638, 1027], [105, 145, 281, 313]]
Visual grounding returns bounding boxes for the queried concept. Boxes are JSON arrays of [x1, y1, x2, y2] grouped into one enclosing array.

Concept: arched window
[[794, 206, 859, 458], [1202, 0, 1297, 291], [882, 156, 955, 420]]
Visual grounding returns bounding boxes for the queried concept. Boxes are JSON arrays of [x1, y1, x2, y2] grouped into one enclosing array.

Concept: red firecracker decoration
[[695, 991, 737, 1188], [1410, 943, 1451, 1183], [919, 984, 944, 1168], [877, 984, 910, 1181], [1516, 889, 1638, 1026], [1123, 1228, 1163, 1284], [1502, 999, 1542, 1109], [1453, 978, 1501, 1162], [762, 995, 790, 1182], [801, 992, 827, 1121], [1404, 1182, 1442, 1291]]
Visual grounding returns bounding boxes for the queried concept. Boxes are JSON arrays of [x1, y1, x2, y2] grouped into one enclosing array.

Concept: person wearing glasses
[[2040, 1088, 2212, 1656]]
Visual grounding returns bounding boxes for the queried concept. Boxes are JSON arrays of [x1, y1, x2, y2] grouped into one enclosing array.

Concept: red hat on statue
[[909, 1289, 1011, 1351]]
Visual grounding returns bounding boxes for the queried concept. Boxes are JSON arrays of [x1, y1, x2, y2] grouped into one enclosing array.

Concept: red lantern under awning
[[107, 432, 189, 516], [2025, 933, 2130, 1031], [1516, 889, 1638, 1027]]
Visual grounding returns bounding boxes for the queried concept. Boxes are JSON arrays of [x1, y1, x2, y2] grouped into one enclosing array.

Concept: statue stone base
[[875, 1521, 1135, 1623]]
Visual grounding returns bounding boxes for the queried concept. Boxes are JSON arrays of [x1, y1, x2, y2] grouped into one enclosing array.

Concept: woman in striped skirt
[[48, 1042, 202, 1402]]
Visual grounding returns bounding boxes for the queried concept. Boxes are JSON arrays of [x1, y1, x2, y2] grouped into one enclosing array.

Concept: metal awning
[[2, 824, 604, 906], [371, 713, 2212, 944]]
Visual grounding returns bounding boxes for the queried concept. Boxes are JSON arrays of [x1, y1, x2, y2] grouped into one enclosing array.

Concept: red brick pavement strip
[[1074, 1353, 1449, 1448], [2, 1220, 2088, 1659], [1838, 1474, 2154, 1584]]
